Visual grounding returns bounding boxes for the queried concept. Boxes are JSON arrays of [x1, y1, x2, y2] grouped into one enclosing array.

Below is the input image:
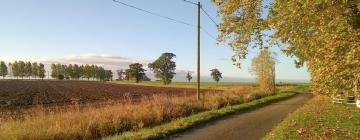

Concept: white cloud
[[38, 54, 152, 68]]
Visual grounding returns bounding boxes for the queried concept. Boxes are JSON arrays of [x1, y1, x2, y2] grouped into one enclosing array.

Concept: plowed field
[[0, 80, 218, 108]]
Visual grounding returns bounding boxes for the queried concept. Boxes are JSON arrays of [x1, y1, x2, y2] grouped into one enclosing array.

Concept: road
[[169, 93, 312, 140]]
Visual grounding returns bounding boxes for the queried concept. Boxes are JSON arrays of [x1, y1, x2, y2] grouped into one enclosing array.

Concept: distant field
[[0, 80, 220, 109], [112, 81, 255, 89]]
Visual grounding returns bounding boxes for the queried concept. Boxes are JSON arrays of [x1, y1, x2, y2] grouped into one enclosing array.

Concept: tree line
[[115, 52, 224, 84], [50, 64, 113, 81], [0, 61, 46, 79]]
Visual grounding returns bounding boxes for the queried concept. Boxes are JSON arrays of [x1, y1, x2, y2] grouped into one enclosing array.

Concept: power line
[[112, 0, 196, 28], [112, 0, 219, 42], [200, 27, 217, 41], [200, 7, 218, 27]]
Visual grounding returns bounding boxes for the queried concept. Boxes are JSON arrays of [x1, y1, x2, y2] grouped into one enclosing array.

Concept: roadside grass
[[0, 85, 271, 140], [263, 95, 360, 140], [105, 90, 299, 140]]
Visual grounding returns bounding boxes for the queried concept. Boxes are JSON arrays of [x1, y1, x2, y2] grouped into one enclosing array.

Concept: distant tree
[[32, 62, 39, 79], [79, 65, 85, 79], [124, 69, 131, 80], [0, 61, 8, 79], [186, 72, 192, 82], [38, 63, 46, 80], [148, 53, 176, 85], [51, 63, 65, 80], [210, 69, 222, 83], [24, 62, 32, 79], [83, 64, 92, 80], [72, 64, 81, 80], [12, 61, 19, 79], [8, 63, 12, 78], [141, 74, 151, 81], [128, 63, 146, 83], [90, 65, 97, 80], [18, 61, 26, 79], [116, 69, 124, 80], [51, 64, 58, 79], [104, 70, 113, 81], [250, 48, 276, 94]]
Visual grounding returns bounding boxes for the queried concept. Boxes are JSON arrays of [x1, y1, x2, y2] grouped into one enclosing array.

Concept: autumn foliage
[[213, 0, 360, 95]]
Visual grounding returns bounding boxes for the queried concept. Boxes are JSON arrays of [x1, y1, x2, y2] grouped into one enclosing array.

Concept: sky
[[0, 0, 310, 82]]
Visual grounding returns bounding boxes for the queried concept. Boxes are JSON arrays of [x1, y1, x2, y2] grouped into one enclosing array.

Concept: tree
[[186, 72, 192, 82], [25, 62, 32, 79], [116, 69, 124, 80], [213, 0, 360, 95], [18, 61, 26, 79], [0, 61, 8, 79], [12, 61, 19, 79], [38, 63, 46, 80], [83, 64, 92, 80], [210, 69, 222, 83], [104, 70, 113, 81], [32, 62, 39, 79], [250, 48, 276, 94], [141, 74, 151, 81], [72, 64, 81, 80], [148, 53, 176, 85], [128, 63, 146, 83], [124, 69, 131, 80], [8, 63, 12, 78]]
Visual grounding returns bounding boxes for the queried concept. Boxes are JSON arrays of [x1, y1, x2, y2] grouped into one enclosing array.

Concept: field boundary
[[105, 91, 298, 140]]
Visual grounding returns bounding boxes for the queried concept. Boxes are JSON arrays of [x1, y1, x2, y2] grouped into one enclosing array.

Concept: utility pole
[[273, 63, 276, 94], [196, 0, 201, 100]]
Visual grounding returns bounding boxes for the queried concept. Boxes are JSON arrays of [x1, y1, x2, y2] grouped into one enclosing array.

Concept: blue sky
[[0, 0, 310, 82]]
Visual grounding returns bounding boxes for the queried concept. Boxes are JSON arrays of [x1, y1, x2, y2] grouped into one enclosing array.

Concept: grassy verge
[[263, 95, 360, 140], [105, 91, 297, 140]]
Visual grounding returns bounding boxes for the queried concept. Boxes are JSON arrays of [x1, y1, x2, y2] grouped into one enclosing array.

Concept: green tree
[[186, 72, 192, 82], [124, 69, 131, 80], [32, 62, 39, 79], [148, 53, 176, 85], [72, 64, 81, 80], [0, 61, 8, 79], [18, 61, 26, 79], [141, 74, 151, 81], [38, 63, 46, 80], [116, 69, 124, 80], [128, 63, 146, 83], [25, 62, 32, 79], [210, 69, 223, 83], [12, 61, 19, 79], [83, 64, 92, 80], [250, 48, 276, 94], [104, 70, 113, 81]]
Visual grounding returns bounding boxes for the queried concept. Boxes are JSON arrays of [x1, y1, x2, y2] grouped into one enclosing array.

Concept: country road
[[169, 93, 312, 140]]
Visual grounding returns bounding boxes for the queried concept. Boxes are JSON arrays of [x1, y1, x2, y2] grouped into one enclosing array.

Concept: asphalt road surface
[[169, 93, 312, 140]]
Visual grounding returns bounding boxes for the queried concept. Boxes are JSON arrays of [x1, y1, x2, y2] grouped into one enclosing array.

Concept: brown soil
[[0, 80, 219, 109]]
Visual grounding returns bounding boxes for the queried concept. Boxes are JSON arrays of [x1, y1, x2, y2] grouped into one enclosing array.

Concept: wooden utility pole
[[196, 0, 201, 100], [273, 63, 276, 94]]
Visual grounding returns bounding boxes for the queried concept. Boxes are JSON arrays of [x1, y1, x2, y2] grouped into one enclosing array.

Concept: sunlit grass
[[263, 95, 360, 139], [0, 88, 267, 140]]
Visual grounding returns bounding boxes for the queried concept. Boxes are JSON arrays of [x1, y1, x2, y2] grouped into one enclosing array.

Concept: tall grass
[[0, 90, 270, 140]]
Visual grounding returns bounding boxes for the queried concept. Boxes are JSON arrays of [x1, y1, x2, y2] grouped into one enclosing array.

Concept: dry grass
[[0, 89, 270, 140]]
